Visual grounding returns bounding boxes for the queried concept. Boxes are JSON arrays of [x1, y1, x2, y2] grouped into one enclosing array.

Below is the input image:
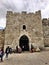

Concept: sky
[[0, 0, 49, 28]]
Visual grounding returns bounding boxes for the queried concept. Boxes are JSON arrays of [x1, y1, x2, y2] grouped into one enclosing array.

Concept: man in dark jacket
[[5, 46, 10, 58]]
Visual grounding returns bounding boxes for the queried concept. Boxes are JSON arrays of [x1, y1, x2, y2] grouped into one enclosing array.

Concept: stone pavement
[[0, 51, 49, 65]]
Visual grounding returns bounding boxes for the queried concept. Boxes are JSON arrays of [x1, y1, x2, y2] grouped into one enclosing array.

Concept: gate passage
[[19, 35, 29, 51]]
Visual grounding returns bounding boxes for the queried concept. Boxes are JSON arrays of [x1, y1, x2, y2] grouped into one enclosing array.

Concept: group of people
[[0, 44, 35, 62], [0, 46, 12, 62]]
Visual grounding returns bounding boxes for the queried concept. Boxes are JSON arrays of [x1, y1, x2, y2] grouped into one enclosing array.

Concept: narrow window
[[23, 25, 26, 30]]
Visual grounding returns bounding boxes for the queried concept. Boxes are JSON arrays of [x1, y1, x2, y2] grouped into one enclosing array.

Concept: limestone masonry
[[0, 10, 49, 51]]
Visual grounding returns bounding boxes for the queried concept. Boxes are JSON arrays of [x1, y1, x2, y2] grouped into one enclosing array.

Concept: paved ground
[[0, 51, 49, 65]]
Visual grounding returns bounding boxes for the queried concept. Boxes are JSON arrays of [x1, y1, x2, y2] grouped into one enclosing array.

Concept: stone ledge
[[44, 47, 49, 51]]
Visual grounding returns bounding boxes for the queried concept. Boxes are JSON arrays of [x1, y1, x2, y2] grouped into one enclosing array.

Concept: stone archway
[[19, 35, 29, 51]]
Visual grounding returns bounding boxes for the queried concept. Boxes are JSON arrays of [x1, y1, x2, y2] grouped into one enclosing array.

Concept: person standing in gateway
[[5, 46, 10, 58]]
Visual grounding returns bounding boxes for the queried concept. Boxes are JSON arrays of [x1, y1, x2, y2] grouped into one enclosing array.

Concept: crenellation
[[22, 11, 27, 14], [7, 11, 13, 15], [35, 10, 41, 15], [6, 11, 14, 20]]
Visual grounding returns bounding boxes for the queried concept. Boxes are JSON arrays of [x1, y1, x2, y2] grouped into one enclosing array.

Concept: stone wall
[[5, 10, 44, 50], [0, 29, 5, 48], [42, 19, 49, 46]]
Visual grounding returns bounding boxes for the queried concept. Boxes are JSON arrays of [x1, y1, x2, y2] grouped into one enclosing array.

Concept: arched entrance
[[19, 35, 29, 51]]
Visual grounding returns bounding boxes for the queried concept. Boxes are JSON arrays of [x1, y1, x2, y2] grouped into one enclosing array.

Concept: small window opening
[[23, 25, 26, 30]]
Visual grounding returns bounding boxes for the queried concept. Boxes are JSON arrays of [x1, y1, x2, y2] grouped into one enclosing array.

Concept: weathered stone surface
[[42, 19, 49, 47], [0, 29, 5, 48]]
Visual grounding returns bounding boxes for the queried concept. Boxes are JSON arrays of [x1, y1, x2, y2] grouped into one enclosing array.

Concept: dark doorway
[[19, 35, 29, 51]]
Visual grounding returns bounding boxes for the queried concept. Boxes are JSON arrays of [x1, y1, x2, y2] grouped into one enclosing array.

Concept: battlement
[[7, 11, 13, 15], [42, 18, 47, 23], [22, 11, 27, 14], [42, 18, 49, 26], [6, 10, 41, 16], [35, 10, 41, 14], [42, 18, 47, 21]]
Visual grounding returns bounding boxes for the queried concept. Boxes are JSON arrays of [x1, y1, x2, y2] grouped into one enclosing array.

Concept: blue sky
[[0, 0, 49, 28]]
